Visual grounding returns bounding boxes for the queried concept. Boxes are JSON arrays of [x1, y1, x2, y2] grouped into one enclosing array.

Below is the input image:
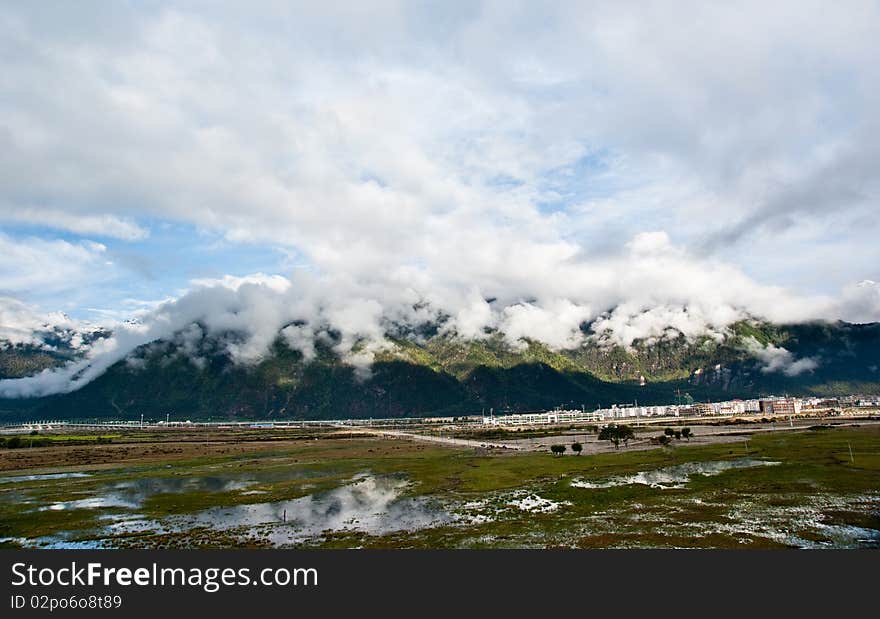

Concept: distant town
[[481, 394, 880, 426], [3, 394, 880, 435]]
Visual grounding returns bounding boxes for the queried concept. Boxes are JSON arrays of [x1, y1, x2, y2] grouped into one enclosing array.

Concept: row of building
[[482, 394, 879, 426]]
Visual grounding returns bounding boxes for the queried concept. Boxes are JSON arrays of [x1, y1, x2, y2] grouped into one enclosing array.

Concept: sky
[[1, 1, 880, 396]]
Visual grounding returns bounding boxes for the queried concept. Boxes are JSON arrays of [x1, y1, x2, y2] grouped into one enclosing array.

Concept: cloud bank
[[0, 233, 859, 398]]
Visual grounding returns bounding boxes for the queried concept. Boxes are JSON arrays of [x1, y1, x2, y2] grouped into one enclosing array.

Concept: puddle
[[42, 496, 141, 511], [452, 498, 499, 525], [5, 460, 875, 549], [0, 472, 92, 484], [559, 489, 880, 549], [572, 459, 780, 489], [30, 476, 257, 512], [185, 474, 447, 544], [3, 535, 107, 550], [113, 476, 254, 498], [508, 493, 570, 513], [814, 524, 880, 548], [100, 474, 452, 547], [7, 466, 412, 548], [716, 492, 880, 549]]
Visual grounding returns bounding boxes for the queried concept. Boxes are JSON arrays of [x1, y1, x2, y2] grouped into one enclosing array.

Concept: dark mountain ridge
[[1, 319, 878, 422]]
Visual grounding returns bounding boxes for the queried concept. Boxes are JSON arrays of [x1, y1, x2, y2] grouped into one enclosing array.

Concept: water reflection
[[0, 535, 106, 549], [571, 458, 780, 489], [7, 461, 875, 549], [42, 496, 140, 511], [0, 472, 91, 484], [34, 476, 256, 511], [157, 474, 451, 545], [116, 476, 253, 498], [816, 524, 880, 548]]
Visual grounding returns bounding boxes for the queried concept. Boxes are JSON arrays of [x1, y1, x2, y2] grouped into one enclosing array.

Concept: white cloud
[[742, 337, 819, 377], [0, 233, 114, 295], [0, 296, 100, 351], [591, 303, 737, 349], [0, 297, 69, 347], [832, 280, 880, 324], [500, 300, 593, 350], [0, 208, 147, 240], [443, 289, 496, 340]]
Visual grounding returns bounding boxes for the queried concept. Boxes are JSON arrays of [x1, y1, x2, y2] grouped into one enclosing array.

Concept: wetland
[[0, 424, 877, 549]]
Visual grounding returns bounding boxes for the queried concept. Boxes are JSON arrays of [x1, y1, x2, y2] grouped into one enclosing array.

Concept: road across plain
[[335, 424, 524, 450]]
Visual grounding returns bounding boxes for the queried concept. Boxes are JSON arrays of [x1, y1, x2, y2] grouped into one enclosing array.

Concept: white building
[[483, 409, 603, 426]]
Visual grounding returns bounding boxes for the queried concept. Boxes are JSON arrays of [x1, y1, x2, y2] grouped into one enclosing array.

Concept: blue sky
[[0, 219, 293, 320]]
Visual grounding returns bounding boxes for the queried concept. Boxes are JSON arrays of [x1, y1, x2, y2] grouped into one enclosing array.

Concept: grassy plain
[[0, 424, 877, 548]]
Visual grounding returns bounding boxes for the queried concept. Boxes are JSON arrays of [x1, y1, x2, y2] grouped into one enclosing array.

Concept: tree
[[598, 425, 619, 449], [681, 427, 692, 441], [550, 444, 566, 456], [664, 427, 675, 437], [598, 425, 635, 450], [657, 434, 670, 446], [674, 430, 682, 440], [571, 442, 583, 455]]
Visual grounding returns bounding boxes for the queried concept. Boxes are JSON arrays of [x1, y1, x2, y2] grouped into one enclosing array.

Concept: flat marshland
[[0, 423, 877, 549]]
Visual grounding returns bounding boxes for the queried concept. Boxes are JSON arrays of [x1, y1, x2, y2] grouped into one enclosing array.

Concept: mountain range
[[1, 319, 879, 422]]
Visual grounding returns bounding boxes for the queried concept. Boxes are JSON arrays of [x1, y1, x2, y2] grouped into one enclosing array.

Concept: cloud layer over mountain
[[1, 252, 874, 398]]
